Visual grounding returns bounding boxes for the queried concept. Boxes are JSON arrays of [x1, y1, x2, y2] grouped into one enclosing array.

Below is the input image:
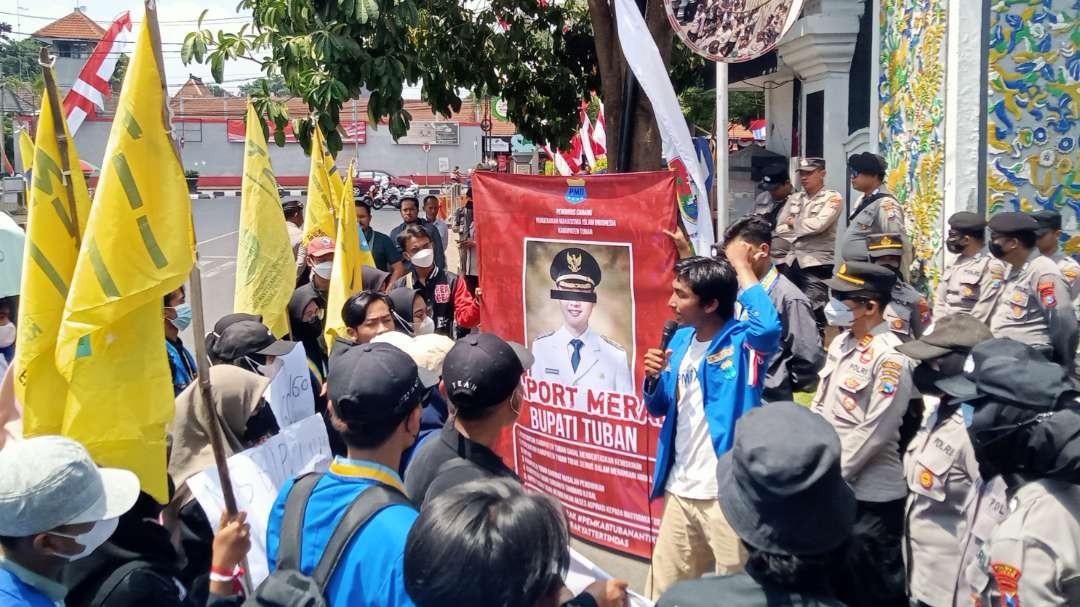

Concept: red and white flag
[[543, 142, 581, 176], [578, 104, 597, 169], [62, 12, 133, 135], [592, 101, 607, 156]]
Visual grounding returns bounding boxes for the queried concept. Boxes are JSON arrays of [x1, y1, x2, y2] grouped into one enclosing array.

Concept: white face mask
[[413, 315, 435, 336], [313, 261, 334, 279], [49, 517, 119, 561], [410, 248, 435, 269], [823, 297, 855, 327], [0, 322, 15, 348]]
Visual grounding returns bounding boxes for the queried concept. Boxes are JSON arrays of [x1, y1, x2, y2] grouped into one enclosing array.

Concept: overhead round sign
[[664, 0, 804, 63], [491, 97, 509, 121]]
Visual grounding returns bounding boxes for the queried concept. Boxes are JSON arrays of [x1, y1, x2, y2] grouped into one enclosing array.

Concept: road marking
[[197, 230, 238, 246], [203, 260, 237, 279]]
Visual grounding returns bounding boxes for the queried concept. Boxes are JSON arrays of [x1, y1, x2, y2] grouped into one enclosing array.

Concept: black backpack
[[241, 473, 411, 607]]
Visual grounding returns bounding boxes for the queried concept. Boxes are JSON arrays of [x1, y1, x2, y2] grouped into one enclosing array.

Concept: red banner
[[474, 172, 678, 558], [225, 119, 367, 144]]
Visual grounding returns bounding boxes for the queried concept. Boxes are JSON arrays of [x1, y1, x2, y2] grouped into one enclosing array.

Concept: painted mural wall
[[986, 0, 1079, 254], [878, 0, 948, 289]]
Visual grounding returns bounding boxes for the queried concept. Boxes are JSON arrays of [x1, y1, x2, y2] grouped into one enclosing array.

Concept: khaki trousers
[[645, 492, 747, 600]]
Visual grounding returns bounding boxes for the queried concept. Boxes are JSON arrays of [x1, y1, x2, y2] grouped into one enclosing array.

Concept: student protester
[[0, 436, 140, 606], [295, 234, 335, 292], [355, 199, 407, 282], [657, 402, 854, 606], [641, 250, 782, 599], [422, 195, 449, 251], [339, 290, 396, 349], [810, 261, 913, 607], [404, 478, 628, 607], [933, 212, 1005, 323], [393, 225, 480, 338], [283, 199, 305, 281], [361, 265, 392, 293], [164, 286, 197, 396], [209, 319, 295, 377], [722, 215, 824, 402], [265, 342, 436, 607], [164, 365, 278, 603], [388, 286, 434, 336], [205, 313, 262, 364], [892, 314, 994, 607], [942, 340, 1080, 605], [390, 196, 447, 270], [288, 284, 330, 386]]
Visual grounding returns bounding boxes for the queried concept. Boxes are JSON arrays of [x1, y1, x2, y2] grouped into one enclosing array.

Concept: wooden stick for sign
[[38, 48, 81, 247]]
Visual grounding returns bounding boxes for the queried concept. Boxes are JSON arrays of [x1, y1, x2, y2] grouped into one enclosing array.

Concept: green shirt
[[361, 227, 403, 272]]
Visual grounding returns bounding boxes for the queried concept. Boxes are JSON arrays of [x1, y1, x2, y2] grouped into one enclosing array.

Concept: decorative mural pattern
[[878, 0, 948, 290], [986, 0, 1079, 254]]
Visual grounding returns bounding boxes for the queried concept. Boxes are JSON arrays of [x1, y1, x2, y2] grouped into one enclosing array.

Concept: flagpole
[[38, 48, 81, 247], [715, 61, 729, 235]]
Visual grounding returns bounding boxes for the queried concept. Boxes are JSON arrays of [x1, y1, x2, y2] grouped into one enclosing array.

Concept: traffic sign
[[421, 143, 432, 153]]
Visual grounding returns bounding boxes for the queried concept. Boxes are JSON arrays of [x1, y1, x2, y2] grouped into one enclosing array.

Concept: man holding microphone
[[642, 245, 782, 599]]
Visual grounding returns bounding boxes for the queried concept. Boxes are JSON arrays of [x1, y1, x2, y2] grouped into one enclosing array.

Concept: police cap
[[825, 261, 897, 296], [550, 247, 601, 303], [947, 211, 986, 233], [796, 157, 826, 172], [866, 233, 904, 258], [987, 212, 1039, 236], [282, 199, 302, 214], [1029, 208, 1062, 235], [758, 163, 790, 191], [847, 152, 887, 177]]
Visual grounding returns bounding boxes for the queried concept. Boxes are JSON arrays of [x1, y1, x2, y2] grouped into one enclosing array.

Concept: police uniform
[[530, 247, 633, 401], [857, 233, 931, 341], [810, 262, 912, 607], [934, 213, 1006, 324], [839, 153, 907, 264], [752, 163, 790, 228], [986, 213, 1078, 370], [954, 477, 1009, 607], [1030, 209, 1080, 318]]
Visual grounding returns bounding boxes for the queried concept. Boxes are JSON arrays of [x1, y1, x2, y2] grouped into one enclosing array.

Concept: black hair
[[400, 197, 420, 210], [355, 199, 372, 213], [673, 256, 738, 319], [341, 290, 392, 329], [397, 224, 432, 251], [164, 285, 185, 308], [282, 203, 303, 219], [404, 478, 569, 607], [838, 290, 893, 309], [723, 215, 774, 247], [331, 402, 417, 450], [1011, 231, 1038, 249], [744, 542, 844, 595], [423, 195, 438, 205]]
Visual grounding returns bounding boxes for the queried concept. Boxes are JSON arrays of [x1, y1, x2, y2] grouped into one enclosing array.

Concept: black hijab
[[388, 286, 422, 335]]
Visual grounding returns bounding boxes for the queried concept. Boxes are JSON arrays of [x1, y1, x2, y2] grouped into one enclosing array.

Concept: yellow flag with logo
[[54, 13, 195, 503], [302, 126, 337, 244], [18, 129, 35, 173], [234, 102, 294, 337], [324, 160, 376, 346], [15, 73, 92, 433]]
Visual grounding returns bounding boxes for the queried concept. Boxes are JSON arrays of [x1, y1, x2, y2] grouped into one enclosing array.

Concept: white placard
[[187, 414, 333, 585], [566, 548, 654, 607], [263, 342, 315, 428], [438, 157, 450, 172]]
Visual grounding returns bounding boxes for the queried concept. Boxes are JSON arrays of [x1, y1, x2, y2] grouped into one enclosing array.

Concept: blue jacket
[[644, 284, 781, 500]]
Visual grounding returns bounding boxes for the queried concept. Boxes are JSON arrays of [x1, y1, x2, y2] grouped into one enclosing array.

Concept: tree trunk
[[587, 0, 674, 173]]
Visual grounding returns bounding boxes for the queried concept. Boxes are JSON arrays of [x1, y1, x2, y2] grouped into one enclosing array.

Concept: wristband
[[209, 565, 238, 581], [209, 572, 235, 583]]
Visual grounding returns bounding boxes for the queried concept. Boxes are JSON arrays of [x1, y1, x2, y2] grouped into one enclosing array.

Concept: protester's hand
[[662, 227, 692, 259], [459, 238, 477, 250], [727, 239, 767, 270], [212, 511, 251, 573], [644, 348, 672, 379], [584, 578, 629, 607]]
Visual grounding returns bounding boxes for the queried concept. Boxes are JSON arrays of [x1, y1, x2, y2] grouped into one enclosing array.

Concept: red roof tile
[[31, 10, 107, 41]]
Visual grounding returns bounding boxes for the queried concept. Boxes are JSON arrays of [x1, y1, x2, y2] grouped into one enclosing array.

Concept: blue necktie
[[570, 339, 584, 372]]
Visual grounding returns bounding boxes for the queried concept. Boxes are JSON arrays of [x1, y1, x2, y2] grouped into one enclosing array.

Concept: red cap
[[308, 236, 336, 256]]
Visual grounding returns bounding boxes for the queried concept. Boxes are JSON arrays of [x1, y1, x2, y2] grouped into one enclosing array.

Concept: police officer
[[839, 152, 906, 265], [774, 158, 843, 328], [986, 212, 1078, 371], [933, 211, 1006, 323], [844, 232, 930, 341], [893, 314, 992, 607], [947, 339, 1080, 606], [811, 261, 912, 607], [751, 163, 794, 228], [530, 247, 634, 398], [1031, 208, 1080, 317]]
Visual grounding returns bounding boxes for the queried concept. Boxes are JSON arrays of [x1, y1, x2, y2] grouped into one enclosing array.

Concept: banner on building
[[474, 172, 678, 558], [226, 119, 367, 144], [396, 121, 460, 146]]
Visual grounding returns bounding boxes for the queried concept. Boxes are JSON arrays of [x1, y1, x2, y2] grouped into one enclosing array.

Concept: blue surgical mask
[[168, 303, 193, 331], [961, 403, 975, 427]]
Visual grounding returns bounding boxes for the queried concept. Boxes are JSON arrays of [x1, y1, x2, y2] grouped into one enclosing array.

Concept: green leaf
[[181, 34, 196, 65], [211, 55, 225, 83], [193, 37, 207, 64], [197, 8, 209, 28]]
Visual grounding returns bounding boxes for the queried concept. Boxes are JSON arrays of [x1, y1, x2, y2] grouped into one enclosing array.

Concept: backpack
[[241, 473, 411, 607]]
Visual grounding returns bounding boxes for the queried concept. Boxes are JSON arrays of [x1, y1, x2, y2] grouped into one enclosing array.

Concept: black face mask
[[913, 365, 944, 396], [945, 237, 966, 255], [243, 401, 280, 446], [988, 241, 1007, 259]]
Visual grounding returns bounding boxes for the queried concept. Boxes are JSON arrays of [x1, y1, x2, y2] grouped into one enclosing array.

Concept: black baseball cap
[[327, 342, 437, 422], [442, 333, 535, 412], [282, 199, 303, 213], [758, 164, 789, 191], [895, 313, 993, 360], [211, 320, 295, 362], [936, 338, 1057, 403]]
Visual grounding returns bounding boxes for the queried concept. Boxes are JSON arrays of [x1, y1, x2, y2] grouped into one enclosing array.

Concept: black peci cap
[[327, 342, 436, 422], [282, 199, 303, 213], [825, 261, 897, 296], [948, 211, 987, 233], [847, 152, 887, 176], [549, 247, 602, 303], [988, 212, 1039, 236], [442, 333, 534, 413], [758, 164, 790, 191]]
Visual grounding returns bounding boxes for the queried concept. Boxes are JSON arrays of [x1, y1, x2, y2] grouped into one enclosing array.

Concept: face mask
[[243, 402, 280, 446], [313, 261, 334, 279], [167, 303, 193, 331], [0, 322, 15, 348], [913, 364, 944, 396], [945, 237, 966, 255], [413, 316, 435, 336], [410, 248, 435, 269], [988, 241, 1007, 259], [257, 357, 283, 378], [49, 517, 119, 561], [823, 297, 855, 327]]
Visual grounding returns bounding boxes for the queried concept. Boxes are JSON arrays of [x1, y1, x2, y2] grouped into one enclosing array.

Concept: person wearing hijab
[[165, 366, 278, 604], [388, 286, 434, 336], [362, 265, 392, 293], [288, 285, 329, 385]]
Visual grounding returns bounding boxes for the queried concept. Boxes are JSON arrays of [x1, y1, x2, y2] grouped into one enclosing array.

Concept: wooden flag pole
[[38, 48, 81, 247]]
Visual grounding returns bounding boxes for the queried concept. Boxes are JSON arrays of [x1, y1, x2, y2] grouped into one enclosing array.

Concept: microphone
[[644, 320, 679, 393]]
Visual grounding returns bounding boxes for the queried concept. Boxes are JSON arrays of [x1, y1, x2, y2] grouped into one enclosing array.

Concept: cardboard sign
[[187, 414, 332, 584], [263, 342, 315, 428]]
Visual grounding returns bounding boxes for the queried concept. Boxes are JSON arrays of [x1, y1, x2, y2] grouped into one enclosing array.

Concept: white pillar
[[716, 61, 729, 234]]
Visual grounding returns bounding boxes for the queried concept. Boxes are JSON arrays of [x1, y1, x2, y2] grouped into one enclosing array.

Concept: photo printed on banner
[[664, 0, 803, 62]]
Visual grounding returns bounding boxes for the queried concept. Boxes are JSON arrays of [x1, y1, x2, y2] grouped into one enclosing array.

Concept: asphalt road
[[186, 196, 651, 592]]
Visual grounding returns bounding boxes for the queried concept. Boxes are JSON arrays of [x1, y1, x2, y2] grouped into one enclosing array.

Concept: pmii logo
[[565, 178, 587, 204]]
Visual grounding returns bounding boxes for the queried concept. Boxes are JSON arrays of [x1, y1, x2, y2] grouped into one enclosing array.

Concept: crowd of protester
[[2, 162, 1080, 607]]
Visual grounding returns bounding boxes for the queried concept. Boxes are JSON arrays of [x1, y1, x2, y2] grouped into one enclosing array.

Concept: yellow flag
[[234, 102, 294, 337], [15, 73, 92, 433], [324, 161, 376, 346], [54, 13, 195, 503], [18, 129, 35, 173], [301, 126, 337, 244]]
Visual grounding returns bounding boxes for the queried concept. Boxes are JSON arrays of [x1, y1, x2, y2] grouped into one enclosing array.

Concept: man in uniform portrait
[[530, 247, 634, 395]]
